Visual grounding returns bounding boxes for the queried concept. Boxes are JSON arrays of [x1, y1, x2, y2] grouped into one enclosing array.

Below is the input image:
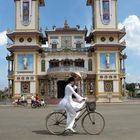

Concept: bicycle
[[45, 101, 105, 135]]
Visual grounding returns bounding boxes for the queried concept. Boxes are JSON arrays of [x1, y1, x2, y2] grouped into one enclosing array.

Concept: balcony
[[47, 66, 88, 74], [44, 47, 89, 52]]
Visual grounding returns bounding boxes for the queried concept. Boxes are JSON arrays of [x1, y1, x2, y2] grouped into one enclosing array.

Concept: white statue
[[23, 56, 28, 69], [106, 54, 110, 68]]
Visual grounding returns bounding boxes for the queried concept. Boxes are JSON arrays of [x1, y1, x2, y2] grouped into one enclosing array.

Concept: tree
[[0, 87, 9, 99], [126, 83, 135, 97]]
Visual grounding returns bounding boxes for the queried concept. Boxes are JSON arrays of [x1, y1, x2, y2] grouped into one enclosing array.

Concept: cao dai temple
[[6, 0, 127, 102]]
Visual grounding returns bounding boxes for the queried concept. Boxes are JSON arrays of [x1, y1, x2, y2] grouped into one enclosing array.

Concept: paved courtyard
[[0, 103, 140, 140]]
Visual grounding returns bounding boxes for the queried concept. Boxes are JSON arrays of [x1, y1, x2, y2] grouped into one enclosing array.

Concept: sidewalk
[[122, 98, 140, 104], [0, 100, 13, 107], [1, 98, 140, 107]]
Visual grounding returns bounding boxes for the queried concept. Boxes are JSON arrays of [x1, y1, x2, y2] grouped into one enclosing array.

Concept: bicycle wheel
[[46, 111, 66, 135], [82, 112, 105, 135], [31, 103, 37, 108]]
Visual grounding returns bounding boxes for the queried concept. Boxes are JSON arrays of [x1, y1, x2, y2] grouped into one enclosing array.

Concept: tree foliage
[[126, 83, 135, 93]]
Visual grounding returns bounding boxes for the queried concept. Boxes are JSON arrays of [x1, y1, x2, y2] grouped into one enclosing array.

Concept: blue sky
[[0, 0, 140, 89]]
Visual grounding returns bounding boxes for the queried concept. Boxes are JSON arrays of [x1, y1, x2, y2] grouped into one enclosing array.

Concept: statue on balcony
[[23, 56, 28, 70], [106, 54, 110, 68]]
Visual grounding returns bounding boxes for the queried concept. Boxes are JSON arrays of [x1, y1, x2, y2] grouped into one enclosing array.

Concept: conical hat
[[71, 72, 82, 78]]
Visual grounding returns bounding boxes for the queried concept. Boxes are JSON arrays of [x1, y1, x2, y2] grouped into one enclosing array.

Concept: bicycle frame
[[60, 104, 92, 123], [75, 104, 93, 122]]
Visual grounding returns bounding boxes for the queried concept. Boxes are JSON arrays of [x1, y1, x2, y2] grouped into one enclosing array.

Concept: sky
[[0, 0, 140, 89]]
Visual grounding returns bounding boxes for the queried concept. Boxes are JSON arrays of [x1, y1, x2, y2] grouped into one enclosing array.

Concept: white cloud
[[126, 73, 140, 83], [0, 31, 8, 46], [119, 15, 140, 55]]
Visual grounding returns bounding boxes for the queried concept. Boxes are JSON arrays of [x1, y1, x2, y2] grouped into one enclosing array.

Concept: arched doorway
[[57, 80, 67, 98]]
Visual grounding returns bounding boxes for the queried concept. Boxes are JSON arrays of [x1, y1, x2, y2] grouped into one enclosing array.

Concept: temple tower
[[6, 0, 45, 99], [86, 0, 126, 102]]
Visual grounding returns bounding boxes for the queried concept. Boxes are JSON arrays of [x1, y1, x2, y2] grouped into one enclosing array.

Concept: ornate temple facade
[[6, 0, 127, 102]]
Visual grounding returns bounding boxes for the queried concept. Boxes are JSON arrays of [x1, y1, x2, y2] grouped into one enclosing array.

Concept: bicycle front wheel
[[82, 112, 105, 135], [46, 111, 66, 135]]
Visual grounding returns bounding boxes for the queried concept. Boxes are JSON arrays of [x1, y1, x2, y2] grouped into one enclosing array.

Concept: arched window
[[76, 43, 81, 49], [100, 0, 111, 24], [75, 59, 84, 67], [41, 60, 46, 72], [76, 41, 82, 49], [49, 59, 59, 68], [88, 59, 92, 71], [21, 0, 32, 26], [52, 43, 57, 49], [51, 40, 58, 50]]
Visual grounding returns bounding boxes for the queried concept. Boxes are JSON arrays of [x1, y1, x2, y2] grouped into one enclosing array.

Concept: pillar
[[81, 79, 84, 96], [54, 79, 57, 98]]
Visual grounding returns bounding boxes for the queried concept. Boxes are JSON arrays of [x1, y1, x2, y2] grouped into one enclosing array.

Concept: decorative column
[[48, 80, 51, 97], [122, 53, 127, 72], [12, 80, 14, 97], [52, 80, 55, 98], [81, 79, 84, 96], [8, 80, 10, 97], [50, 75, 57, 98], [77, 81, 81, 95], [122, 78, 126, 96], [120, 59, 122, 72], [54, 79, 57, 98], [85, 59, 88, 70], [11, 60, 14, 72], [122, 53, 127, 96], [49, 80, 54, 97], [8, 60, 10, 74]]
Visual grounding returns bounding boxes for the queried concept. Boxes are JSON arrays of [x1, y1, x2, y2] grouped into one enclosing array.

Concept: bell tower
[[15, 0, 44, 31], [6, 0, 45, 99], [87, 0, 117, 29], [86, 0, 127, 102]]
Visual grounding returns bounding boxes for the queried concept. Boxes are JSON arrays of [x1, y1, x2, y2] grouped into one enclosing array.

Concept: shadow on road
[[32, 130, 88, 136], [32, 130, 48, 135]]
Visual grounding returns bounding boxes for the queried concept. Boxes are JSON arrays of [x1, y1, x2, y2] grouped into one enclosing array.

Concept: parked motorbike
[[31, 99, 47, 108], [13, 99, 28, 107]]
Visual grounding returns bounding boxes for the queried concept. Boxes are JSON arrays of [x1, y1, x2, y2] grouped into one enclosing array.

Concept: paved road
[[0, 104, 140, 140]]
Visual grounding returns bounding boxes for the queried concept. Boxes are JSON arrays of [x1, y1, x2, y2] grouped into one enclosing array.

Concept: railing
[[47, 66, 88, 73], [100, 69, 116, 72], [44, 47, 89, 52]]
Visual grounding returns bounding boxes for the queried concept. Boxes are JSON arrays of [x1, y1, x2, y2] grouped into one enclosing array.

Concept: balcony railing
[[44, 47, 89, 52], [47, 66, 88, 73]]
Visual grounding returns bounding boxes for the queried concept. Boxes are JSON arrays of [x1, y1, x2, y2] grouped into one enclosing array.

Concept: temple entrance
[[57, 80, 67, 98]]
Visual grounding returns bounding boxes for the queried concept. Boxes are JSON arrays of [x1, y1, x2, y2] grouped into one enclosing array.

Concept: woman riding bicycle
[[58, 72, 86, 133]]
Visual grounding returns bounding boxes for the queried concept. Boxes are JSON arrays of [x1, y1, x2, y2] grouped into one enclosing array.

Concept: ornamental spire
[[64, 20, 69, 29]]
